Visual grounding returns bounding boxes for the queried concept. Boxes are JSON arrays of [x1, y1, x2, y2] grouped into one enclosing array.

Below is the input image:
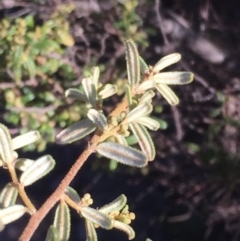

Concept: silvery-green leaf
[[56, 119, 96, 144], [91, 66, 100, 89], [137, 80, 155, 92], [20, 155, 55, 186], [85, 219, 98, 241], [135, 116, 160, 131], [125, 39, 140, 87], [153, 72, 193, 85], [82, 78, 97, 107], [0, 183, 18, 208], [123, 103, 153, 124], [87, 109, 108, 130], [45, 225, 59, 241], [129, 123, 155, 161], [139, 56, 149, 75], [12, 131, 40, 150], [98, 84, 117, 99], [152, 53, 181, 73], [97, 142, 147, 167], [124, 84, 133, 107], [0, 124, 14, 164], [114, 134, 128, 146], [112, 220, 135, 240], [81, 207, 112, 230], [65, 187, 81, 204], [53, 201, 70, 241], [0, 205, 27, 225], [99, 195, 127, 214], [138, 90, 155, 105], [14, 158, 34, 172], [65, 88, 88, 102], [155, 84, 179, 106]]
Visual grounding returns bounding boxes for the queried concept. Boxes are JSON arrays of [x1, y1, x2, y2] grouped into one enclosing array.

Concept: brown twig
[[19, 98, 129, 241]]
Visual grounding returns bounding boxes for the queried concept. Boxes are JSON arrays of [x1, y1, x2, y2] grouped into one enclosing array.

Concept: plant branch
[[19, 98, 129, 241], [8, 163, 36, 212]]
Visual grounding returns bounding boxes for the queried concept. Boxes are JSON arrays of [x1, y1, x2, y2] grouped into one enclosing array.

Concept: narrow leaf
[[152, 53, 181, 73], [114, 134, 128, 146], [85, 219, 98, 241], [98, 84, 117, 99], [125, 39, 140, 87], [137, 80, 155, 92], [81, 207, 112, 230], [0, 183, 18, 208], [82, 78, 97, 107], [15, 158, 34, 172], [123, 103, 153, 124], [65, 187, 81, 204], [138, 90, 155, 105], [99, 195, 127, 214], [135, 116, 160, 131], [65, 89, 88, 102], [45, 225, 59, 241], [0, 205, 27, 225], [139, 56, 149, 75], [56, 119, 96, 144], [53, 201, 71, 241], [12, 131, 40, 150], [153, 72, 193, 85], [20, 155, 55, 186], [155, 84, 179, 106], [96, 142, 147, 167], [91, 67, 100, 89], [124, 84, 133, 107], [0, 124, 14, 163], [129, 123, 155, 161], [87, 109, 108, 130], [112, 220, 135, 240]]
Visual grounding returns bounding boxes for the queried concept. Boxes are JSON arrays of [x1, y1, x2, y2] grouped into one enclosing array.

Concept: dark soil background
[[0, 0, 240, 241]]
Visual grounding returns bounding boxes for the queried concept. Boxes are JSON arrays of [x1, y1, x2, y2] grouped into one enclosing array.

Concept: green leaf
[[45, 225, 59, 241], [112, 220, 135, 240], [98, 84, 117, 99], [99, 195, 127, 214], [81, 207, 112, 230], [138, 90, 155, 105], [65, 187, 81, 204], [24, 58, 36, 77], [82, 78, 98, 107], [56, 119, 96, 144], [152, 53, 181, 73], [85, 220, 98, 241], [0, 124, 14, 164], [65, 88, 88, 102], [53, 201, 71, 241], [0, 205, 27, 225], [97, 142, 147, 167], [125, 39, 140, 87], [129, 123, 155, 161], [0, 183, 18, 208], [12, 131, 40, 150], [15, 158, 35, 172], [139, 56, 149, 76], [123, 103, 153, 124], [91, 66, 100, 89], [135, 116, 160, 131], [153, 72, 193, 85], [20, 155, 56, 186], [87, 109, 108, 130], [155, 84, 179, 106]]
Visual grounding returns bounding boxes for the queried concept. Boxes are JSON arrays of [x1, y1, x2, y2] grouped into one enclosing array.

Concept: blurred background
[[0, 0, 240, 240]]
